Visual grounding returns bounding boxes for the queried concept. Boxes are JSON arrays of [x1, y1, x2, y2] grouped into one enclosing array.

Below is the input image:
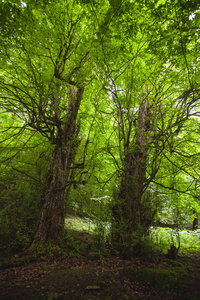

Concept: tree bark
[[193, 210, 198, 230], [112, 97, 153, 255], [33, 87, 84, 244]]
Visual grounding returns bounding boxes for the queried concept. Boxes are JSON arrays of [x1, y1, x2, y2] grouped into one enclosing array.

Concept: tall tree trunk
[[193, 210, 198, 230], [112, 98, 152, 256], [33, 87, 84, 244]]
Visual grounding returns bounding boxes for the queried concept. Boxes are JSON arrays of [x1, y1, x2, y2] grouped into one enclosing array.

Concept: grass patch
[[65, 216, 96, 233], [65, 216, 200, 255], [150, 227, 200, 254], [65, 216, 111, 236]]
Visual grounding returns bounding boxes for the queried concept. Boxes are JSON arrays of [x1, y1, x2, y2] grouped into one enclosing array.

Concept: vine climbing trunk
[[112, 95, 153, 256], [33, 87, 84, 244]]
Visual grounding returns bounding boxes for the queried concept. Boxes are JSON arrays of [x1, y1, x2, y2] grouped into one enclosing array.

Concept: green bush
[[0, 173, 43, 257]]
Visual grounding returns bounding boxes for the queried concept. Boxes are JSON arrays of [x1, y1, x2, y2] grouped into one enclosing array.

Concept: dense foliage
[[0, 0, 200, 257]]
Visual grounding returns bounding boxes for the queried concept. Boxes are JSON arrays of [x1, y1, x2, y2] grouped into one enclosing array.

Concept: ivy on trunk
[[111, 97, 154, 256], [33, 87, 84, 244]]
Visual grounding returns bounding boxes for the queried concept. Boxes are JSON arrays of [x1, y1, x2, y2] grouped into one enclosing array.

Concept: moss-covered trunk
[[33, 87, 84, 244], [112, 99, 152, 256]]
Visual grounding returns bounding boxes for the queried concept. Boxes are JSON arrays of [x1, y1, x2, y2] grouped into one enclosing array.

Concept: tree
[[0, 0, 105, 243], [96, 0, 200, 255]]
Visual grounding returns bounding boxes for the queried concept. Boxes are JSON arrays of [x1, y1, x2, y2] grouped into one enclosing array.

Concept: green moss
[[120, 267, 187, 291]]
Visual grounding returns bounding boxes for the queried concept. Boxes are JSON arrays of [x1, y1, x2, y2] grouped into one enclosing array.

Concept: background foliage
[[0, 0, 200, 257]]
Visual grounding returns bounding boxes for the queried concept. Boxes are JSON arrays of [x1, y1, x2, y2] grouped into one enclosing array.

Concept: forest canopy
[[0, 0, 200, 258]]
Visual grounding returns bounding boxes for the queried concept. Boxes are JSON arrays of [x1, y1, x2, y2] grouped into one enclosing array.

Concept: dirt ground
[[1, 252, 200, 300]]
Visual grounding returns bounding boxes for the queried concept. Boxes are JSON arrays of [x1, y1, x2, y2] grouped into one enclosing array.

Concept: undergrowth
[[66, 217, 200, 256]]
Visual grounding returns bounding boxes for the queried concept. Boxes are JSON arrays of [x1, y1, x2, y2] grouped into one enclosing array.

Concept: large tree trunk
[[193, 210, 198, 230], [33, 87, 84, 244], [112, 98, 152, 256]]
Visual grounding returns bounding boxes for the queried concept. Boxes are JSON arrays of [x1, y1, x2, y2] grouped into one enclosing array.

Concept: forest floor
[[1, 230, 200, 300]]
